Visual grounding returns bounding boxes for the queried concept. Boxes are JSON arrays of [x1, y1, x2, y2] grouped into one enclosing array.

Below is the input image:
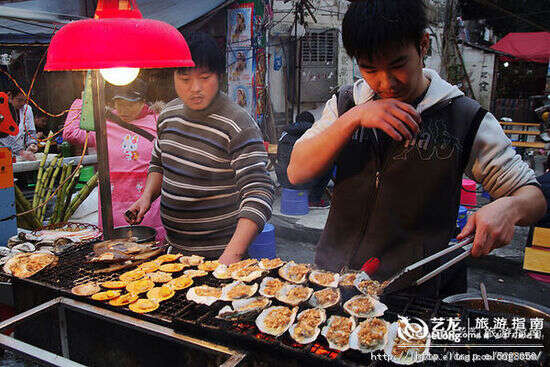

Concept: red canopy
[[491, 32, 550, 63]]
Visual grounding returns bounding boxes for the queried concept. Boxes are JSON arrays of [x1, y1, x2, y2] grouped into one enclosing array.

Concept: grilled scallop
[[278, 261, 310, 284], [289, 308, 327, 344], [109, 293, 139, 306], [321, 315, 356, 351], [91, 290, 121, 301], [275, 284, 313, 306], [186, 285, 222, 306], [258, 258, 285, 271], [179, 255, 204, 267], [309, 270, 340, 288], [129, 299, 159, 313], [349, 317, 389, 353], [217, 296, 272, 321], [221, 281, 258, 301], [255, 306, 298, 337], [71, 283, 101, 296], [146, 286, 175, 302], [343, 295, 387, 318], [309, 287, 341, 309], [259, 277, 285, 298]]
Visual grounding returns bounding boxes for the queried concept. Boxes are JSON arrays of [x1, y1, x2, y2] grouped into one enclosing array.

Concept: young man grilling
[[287, 0, 545, 297], [127, 32, 274, 265]]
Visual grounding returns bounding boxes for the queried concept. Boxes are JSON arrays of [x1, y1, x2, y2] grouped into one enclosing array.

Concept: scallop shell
[[0, 247, 12, 257], [232, 265, 264, 283], [383, 320, 431, 365], [339, 272, 360, 287], [179, 255, 204, 267], [353, 272, 383, 298], [7, 236, 21, 248], [278, 261, 310, 284], [12, 242, 36, 253], [186, 285, 221, 306], [343, 295, 387, 318], [221, 281, 258, 301], [258, 258, 285, 271], [275, 284, 313, 306], [349, 318, 390, 353], [289, 308, 327, 344], [259, 276, 285, 298], [309, 287, 341, 309], [212, 264, 233, 280], [255, 306, 298, 337], [217, 296, 271, 321], [321, 315, 356, 351], [308, 270, 340, 288]]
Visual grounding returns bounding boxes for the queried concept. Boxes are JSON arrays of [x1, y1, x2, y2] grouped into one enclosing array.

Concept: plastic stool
[[280, 188, 309, 215], [248, 223, 276, 260]]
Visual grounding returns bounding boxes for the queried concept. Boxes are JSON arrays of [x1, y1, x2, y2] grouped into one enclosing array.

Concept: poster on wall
[[227, 3, 254, 48], [229, 83, 255, 117], [228, 48, 254, 83]]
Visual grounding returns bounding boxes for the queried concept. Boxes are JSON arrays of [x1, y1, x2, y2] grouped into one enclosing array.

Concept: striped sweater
[[148, 92, 274, 255]]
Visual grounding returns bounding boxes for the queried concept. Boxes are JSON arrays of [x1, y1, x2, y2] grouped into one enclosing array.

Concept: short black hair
[[177, 32, 225, 75], [342, 0, 428, 62]]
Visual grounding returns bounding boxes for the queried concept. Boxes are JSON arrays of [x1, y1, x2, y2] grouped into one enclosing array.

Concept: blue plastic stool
[[457, 205, 468, 231], [248, 223, 276, 260], [280, 188, 309, 215]]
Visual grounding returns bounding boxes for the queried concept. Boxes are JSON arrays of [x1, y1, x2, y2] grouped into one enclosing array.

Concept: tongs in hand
[[381, 236, 474, 293]]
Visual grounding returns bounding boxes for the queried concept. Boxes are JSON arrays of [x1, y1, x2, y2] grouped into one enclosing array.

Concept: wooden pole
[[91, 70, 114, 240]]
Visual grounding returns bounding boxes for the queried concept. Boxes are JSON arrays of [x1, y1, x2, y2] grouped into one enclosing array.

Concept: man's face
[[173, 68, 220, 111], [114, 99, 145, 123], [357, 35, 429, 104], [9, 92, 26, 110]]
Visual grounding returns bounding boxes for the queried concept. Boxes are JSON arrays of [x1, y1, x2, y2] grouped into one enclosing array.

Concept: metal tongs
[[381, 236, 474, 293]]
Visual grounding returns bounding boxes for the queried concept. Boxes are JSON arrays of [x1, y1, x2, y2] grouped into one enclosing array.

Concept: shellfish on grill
[[275, 284, 313, 306], [353, 272, 383, 298], [212, 264, 233, 280], [383, 318, 431, 365], [179, 255, 204, 267], [221, 281, 258, 301], [339, 272, 359, 287], [71, 282, 101, 296], [255, 305, 298, 337], [11, 242, 36, 253], [198, 260, 220, 272], [258, 258, 285, 271], [227, 258, 257, 273], [217, 296, 272, 321], [321, 315, 356, 351], [308, 270, 340, 288], [343, 294, 387, 318], [288, 308, 326, 344], [258, 276, 285, 298], [232, 264, 264, 283], [309, 287, 341, 309], [349, 317, 390, 353], [186, 285, 222, 306], [278, 261, 310, 284]]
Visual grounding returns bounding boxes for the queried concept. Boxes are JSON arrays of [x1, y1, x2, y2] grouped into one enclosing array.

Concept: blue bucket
[[248, 223, 276, 260], [457, 205, 468, 231], [280, 188, 309, 215]]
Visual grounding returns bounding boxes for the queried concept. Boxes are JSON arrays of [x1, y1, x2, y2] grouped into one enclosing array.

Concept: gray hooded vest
[[315, 85, 487, 297]]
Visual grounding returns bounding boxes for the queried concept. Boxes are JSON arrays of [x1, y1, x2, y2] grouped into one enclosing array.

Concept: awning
[[490, 32, 550, 63], [0, 0, 235, 45]]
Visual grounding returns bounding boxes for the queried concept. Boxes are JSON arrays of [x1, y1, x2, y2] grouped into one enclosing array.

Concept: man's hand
[[353, 99, 421, 141], [457, 197, 517, 257], [218, 251, 243, 265], [125, 196, 151, 225]]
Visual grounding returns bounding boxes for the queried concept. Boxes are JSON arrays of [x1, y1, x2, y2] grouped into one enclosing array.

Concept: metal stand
[[91, 71, 114, 240]]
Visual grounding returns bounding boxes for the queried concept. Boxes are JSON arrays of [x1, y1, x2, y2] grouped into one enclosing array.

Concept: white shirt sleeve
[[465, 111, 538, 198], [20, 105, 36, 146], [297, 94, 339, 142]]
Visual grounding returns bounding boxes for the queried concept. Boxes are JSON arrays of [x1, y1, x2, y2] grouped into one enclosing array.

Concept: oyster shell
[[343, 295, 387, 318], [354, 272, 383, 298], [349, 317, 389, 353], [259, 276, 285, 298], [289, 308, 327, 344], [309, 287, 341, 309], [339, 272, 359, 287], [232, 265, 264, 283], [258, 258, 285, 271], [255, 306, 298, 337], [275, 284, 313, 306], [228, 258, 258, 273], [321, 315, 356, 351], [309, 270, 340, 288], [12, 242, 36, 253], [212, 264, 233, 280], [0, 247, 12, 257], [383, 319, 431, 365], [186, 285, 222, 306], [217, 296, 271, 321], [221, 281, 258, 301], [179, 255, 204, 267], [278, 261, 310, 284]]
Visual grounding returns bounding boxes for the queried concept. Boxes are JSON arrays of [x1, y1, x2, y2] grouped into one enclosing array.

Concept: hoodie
[[303, 69, 537, 296]]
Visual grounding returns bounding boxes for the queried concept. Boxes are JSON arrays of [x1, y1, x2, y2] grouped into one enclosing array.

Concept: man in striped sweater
[[126, 32, 274, 265]]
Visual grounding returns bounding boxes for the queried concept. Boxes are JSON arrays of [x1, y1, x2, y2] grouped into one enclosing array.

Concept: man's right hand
[[125, 196, 151, 225], [352, 99, 421, 141]]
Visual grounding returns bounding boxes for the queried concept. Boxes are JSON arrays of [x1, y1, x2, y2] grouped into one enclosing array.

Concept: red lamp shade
[[44, 8, 194, 71]]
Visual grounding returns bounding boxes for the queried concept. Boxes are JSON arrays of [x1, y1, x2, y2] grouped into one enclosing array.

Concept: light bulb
[[503, 62, 509, 68], [100, 67, 139, 86]]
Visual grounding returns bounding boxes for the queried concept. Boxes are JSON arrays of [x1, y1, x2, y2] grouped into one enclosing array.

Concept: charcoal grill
[[4, 243, 549, 366]]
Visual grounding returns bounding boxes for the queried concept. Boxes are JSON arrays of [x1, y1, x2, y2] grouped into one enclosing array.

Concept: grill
[[7, 243, 549, 366]]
